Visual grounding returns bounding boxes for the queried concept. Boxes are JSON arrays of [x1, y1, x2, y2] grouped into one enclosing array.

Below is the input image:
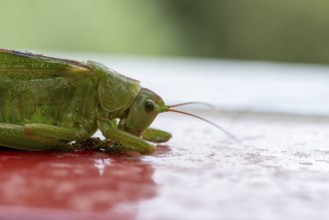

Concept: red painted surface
[[1, 114, 329, 220], [0, 148, 167, 220]]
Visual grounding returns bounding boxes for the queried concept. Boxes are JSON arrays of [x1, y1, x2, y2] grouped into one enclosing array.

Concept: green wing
[[0, 49, 90, 80], [0, 49, 98, 125], [0, 49, 141, 113]]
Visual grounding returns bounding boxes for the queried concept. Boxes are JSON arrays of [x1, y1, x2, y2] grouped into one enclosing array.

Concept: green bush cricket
[[0, 49, 239, 154]]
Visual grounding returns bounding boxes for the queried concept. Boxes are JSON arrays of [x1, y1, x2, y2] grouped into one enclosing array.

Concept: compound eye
[[144, 99, 155, 112]]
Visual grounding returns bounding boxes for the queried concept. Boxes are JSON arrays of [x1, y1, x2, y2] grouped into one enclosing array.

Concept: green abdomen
[[0, 74, 99, 134]]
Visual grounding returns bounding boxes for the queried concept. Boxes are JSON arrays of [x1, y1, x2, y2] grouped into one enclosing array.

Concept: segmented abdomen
[[0, 73, 99, 132]]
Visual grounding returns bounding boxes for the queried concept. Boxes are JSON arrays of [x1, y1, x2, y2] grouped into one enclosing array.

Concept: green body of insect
[[0, 49, 172, 154]]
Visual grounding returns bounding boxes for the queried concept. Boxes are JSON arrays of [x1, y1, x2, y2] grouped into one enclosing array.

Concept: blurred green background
[[1, 0, 328, 64]]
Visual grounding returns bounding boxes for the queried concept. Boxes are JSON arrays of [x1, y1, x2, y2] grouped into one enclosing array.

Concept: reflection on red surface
[[0, 150, 158, 220]]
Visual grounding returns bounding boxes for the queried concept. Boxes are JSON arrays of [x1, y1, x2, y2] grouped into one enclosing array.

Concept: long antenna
[[167, 109, 242, 145], [168, 101, 217, 111]]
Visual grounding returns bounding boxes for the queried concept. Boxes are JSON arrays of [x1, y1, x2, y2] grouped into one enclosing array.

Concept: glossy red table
[[0, 149, 160, 220], [1, 113, 329, 220]]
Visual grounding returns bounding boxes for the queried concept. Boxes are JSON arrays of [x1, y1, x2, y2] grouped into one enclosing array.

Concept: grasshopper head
[[125, 89, 242, 145], [125, 88, 168, 136]]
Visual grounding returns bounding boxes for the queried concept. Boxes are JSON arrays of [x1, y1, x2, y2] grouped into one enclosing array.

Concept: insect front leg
[[142, 128, 172, 143], [97, 118, 155, 154]]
